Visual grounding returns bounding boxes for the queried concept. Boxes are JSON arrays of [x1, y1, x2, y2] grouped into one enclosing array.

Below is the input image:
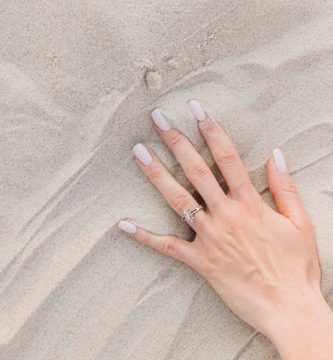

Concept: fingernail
[[118, 220, 137, 234], [151, 108, 171, 131], [273, 148, 287, 173], [132, 143, 153, 165], [189, 99, 207, 121]]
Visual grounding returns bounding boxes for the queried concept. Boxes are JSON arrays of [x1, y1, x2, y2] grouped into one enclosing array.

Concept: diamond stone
[[182, 209, 193, 222]]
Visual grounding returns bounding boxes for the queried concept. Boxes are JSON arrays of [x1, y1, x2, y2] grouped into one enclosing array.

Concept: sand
[[0, 0, 332, 359]]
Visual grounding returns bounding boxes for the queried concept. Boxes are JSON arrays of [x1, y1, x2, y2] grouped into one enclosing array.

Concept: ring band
[[181, 206, 203, 223]]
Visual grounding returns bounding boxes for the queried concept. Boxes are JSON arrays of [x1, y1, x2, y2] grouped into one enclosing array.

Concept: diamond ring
[[181, 206, 204, 223]]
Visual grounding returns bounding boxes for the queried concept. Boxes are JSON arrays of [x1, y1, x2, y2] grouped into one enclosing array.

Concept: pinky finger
[[118, 220, 198, 266]]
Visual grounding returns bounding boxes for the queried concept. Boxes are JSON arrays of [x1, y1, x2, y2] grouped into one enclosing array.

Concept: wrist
[[264, 286, 333, 359]]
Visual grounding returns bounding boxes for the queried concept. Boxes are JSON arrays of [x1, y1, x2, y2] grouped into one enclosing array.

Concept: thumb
[[267, 148, 310, 232], [118, 219, 199, 267]]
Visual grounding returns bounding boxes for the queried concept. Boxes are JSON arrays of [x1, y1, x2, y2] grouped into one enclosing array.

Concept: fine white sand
[[0, 1, 333, 359]]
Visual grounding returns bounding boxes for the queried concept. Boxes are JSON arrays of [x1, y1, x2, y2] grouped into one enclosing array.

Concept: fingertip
[[266, 155, 283, 193], [132, 143, 153, 166], [151, 108, 172, 132], [273, 148, 288, 173], [267, 151, 287, 180], [118, 220, 137, 234], [188, 99, 207, 121]]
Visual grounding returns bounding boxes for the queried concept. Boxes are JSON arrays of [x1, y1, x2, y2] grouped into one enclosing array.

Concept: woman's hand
[[118, 100, 333, 359]]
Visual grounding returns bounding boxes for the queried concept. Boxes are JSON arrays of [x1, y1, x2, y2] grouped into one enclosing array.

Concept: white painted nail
[[132, 143, 153, 165], [189, 99, 207, 121], [118, 220, 137, 234], [151, 108, 171, 131], [273, 148, 288, 173]]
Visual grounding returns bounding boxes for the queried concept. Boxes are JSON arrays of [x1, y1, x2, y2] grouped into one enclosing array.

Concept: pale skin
[[118, 100, 333, 359]]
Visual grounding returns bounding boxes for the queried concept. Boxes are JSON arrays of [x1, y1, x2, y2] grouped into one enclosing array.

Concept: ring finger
[[132, 143, 207, 231]]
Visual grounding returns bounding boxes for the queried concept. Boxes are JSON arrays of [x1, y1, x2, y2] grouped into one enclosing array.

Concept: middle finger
[[151, 109, 226, 209]]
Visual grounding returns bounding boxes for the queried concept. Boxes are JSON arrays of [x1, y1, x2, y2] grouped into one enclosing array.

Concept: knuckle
[[216, 149, 239, 167], [248, 197, 265, 217], [230, 179, 251, 194], [223, 209, 241, 233], [281, 180, 298, 194], [208, 194, 224, 209], [168, 131, 185, 149], [172, 193, 192, 213], [201, 120, 217, 134], [141, 233, 151, 246], [225, 218, 238, 234], [163, 237, 176, 257], [187, 164, 210, 181], [145, 165, 162, 181]]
